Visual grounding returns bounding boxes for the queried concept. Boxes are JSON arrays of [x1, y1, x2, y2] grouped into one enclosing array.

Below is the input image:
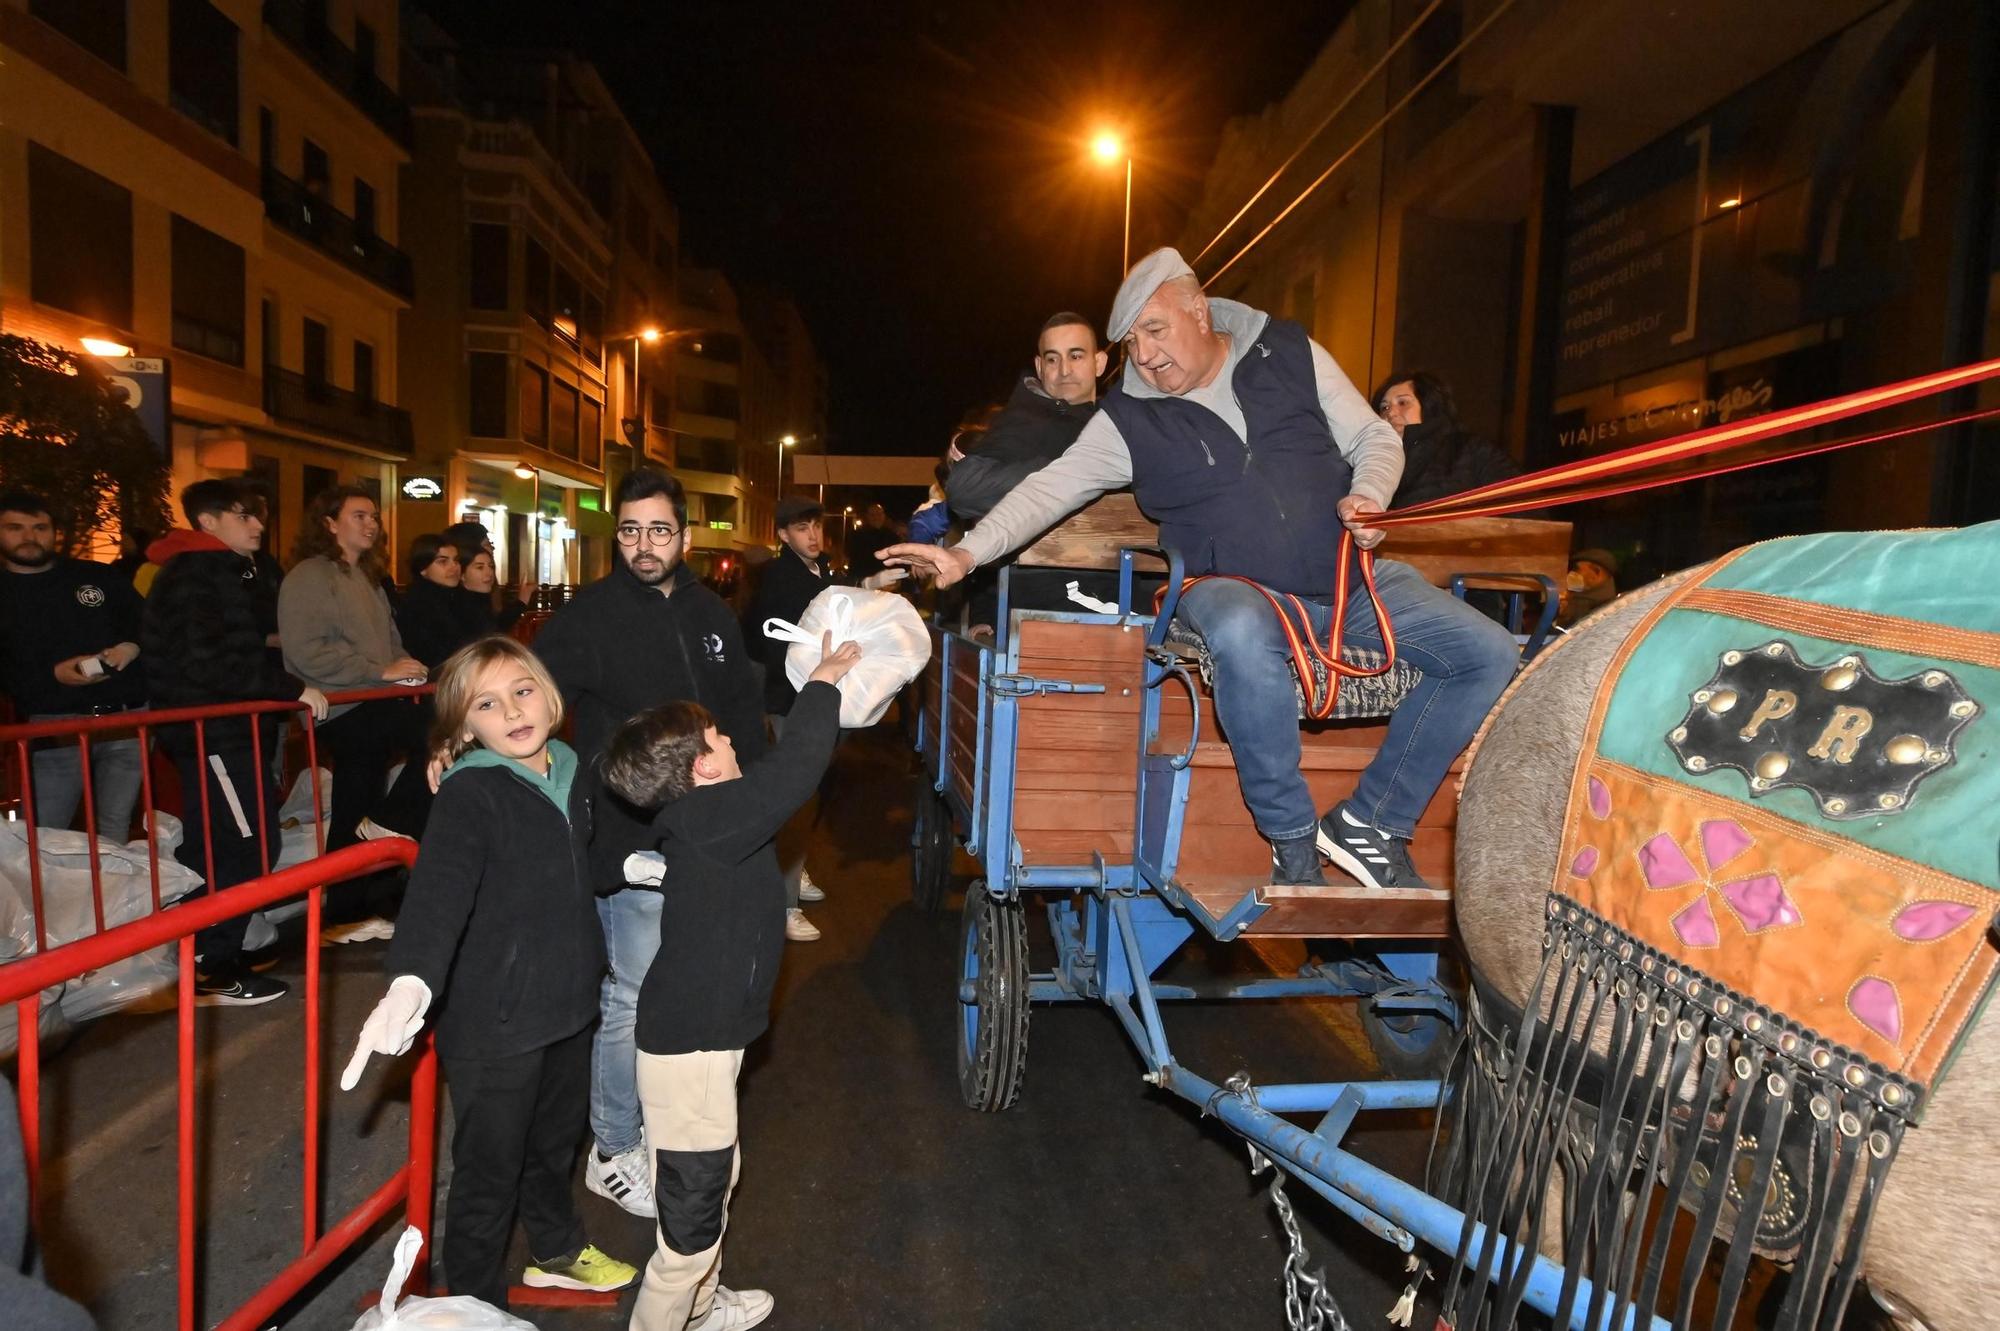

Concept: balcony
[[264, 365, 413, 454], [261, 0, 411, 144], [263, 167, 414, 299]]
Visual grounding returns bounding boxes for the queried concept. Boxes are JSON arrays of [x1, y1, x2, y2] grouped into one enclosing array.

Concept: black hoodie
[[141, 530, 307, 745], [945, 377, 1098, 522], [534, 558, 767, 890]]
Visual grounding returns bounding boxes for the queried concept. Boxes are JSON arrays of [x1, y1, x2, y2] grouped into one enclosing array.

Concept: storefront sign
[[401, 475, 445, 500], [104, 357, 170, 459]]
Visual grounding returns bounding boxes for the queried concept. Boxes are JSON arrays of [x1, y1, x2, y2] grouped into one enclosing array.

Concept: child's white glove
[[623, 850, 667, 887], [340, 975, 432, 1090], [860, 569, 907, 591]]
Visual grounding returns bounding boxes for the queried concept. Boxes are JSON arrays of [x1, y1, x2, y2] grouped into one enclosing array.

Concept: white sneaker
[[354, 816, 408, 842], [784, 907, 821, 942], [796, 869, 824, 902], [688, 1287, 774, 1331], [321, 916, 395, 945], [585, 1144, 654, 1217]]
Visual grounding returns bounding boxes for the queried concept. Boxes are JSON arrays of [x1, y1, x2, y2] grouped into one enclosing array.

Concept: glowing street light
[[639, 326, 663, 343], [1090, 129, 1133, 276], [780, 434, 797, 448], [81, 337, 133, 357]]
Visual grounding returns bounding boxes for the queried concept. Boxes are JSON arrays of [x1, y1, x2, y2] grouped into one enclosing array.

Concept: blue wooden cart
[[908, 500, 1665, 1327]]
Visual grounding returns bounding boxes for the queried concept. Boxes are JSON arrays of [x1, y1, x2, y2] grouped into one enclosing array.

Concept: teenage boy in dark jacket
[[599, 633, 860, 1331], [142, 480, 329, 1005], [531, 468, 767, 1216]]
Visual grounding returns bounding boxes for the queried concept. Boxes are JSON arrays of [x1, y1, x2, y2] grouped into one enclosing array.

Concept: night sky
[[414, 0, 1350, 462]]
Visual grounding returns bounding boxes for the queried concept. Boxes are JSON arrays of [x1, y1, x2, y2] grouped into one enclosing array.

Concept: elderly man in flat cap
[[885, 249, 1518, 889]]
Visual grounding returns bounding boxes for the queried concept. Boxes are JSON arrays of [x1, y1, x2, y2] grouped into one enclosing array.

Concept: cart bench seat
[[1177, 878, 1454, 940]]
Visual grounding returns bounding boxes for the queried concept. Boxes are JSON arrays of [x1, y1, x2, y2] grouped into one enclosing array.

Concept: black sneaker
[[1270, 833, 1327, 886], [195, 966, 288, 1007], [1316, 803, 1436, 890]]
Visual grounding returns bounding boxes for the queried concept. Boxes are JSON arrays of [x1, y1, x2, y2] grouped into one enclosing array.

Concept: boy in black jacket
[[142, 479, 330, 1005], [598, 633, 861, 1331], [533, 469, 768, 1215]]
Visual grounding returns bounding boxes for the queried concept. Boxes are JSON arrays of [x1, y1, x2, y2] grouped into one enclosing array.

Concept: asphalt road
[[26, 728, 1432, 1330]]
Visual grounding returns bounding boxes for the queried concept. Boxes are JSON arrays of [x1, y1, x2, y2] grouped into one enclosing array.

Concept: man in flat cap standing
[[884, 249, 1519, 889]]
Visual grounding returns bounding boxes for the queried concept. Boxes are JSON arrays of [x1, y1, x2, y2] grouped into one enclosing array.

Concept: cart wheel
[[910, 778, 954, 914], [957, 886, 1029, 1112], [1362, 998, 1455, 1080]]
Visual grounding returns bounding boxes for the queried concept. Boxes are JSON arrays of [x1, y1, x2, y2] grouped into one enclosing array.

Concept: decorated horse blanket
[[1437, 523, 2000, 1331]]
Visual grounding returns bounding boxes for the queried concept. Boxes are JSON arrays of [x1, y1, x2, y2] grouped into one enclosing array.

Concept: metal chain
[[1223, 1073, 1353, 1331]]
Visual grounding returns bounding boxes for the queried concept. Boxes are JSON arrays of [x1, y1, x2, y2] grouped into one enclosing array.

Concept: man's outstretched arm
[[884, 413, 1135, 586]]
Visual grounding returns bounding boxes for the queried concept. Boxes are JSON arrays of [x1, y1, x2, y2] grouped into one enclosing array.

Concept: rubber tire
[[1361, 997, 1455, 1080], [957, 887, 1030, 1112], [910, 778, 954, 914]]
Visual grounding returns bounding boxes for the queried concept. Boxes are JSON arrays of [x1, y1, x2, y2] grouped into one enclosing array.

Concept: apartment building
[[0, 0, 415, 557]]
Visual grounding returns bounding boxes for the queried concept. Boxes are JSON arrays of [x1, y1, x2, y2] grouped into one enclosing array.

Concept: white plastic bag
[[764, 586, 931, 728], [351, 1226, 538, 1329]]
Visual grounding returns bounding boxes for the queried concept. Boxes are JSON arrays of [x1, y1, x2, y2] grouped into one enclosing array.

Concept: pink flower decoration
[[1849, 977, 1902, 1044], [1587, 776, 1611, 820], [1569, 847, 1599, 878], [1891, 901, 1977, 942], [1717, 873, 1802, 933], [1639, 834, 1699, 889], [1671, 894, 1720, 948], [1699, 819, 1754, 874]]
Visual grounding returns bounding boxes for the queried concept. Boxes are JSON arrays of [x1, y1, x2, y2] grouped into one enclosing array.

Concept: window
[[353, 341, 375, 402], [624, 198, 650, 255], [247, 454, 281, 551], [654, 231, 675, 277], [520, 363, 548, 445], [352, 179, 377, 238], [468, 352, 508, 437], [523, 239, 551, 329], [261, 297, 277, 367], [303, 464, 338, 508], [31, 0, 125, 71], [303, 317, 329, 384], [258, 107, 275, 170], [302, 140, 330, 195], [169, 0, 239, 146], [28, 143, 133, 330], [353, 19, 377, 78], [580, 293, 603, 364], [468, 224, 510, 310], [581, 397, 603, 468], [551, 379, 579, 458], [170, 214, 246, 366], [651, 384, 673, 429], [553, 267, 581, 343]]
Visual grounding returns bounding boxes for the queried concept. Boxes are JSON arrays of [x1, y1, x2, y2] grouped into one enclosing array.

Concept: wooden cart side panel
[[1010, 618, 1149, 866], [944, 638, 983, 815]]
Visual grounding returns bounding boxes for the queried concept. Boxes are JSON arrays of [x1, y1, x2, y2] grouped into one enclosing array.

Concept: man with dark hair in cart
[[532, 467, 767, 1219], [885, 248, 1520, 891], [143, 479, 329, 1005]]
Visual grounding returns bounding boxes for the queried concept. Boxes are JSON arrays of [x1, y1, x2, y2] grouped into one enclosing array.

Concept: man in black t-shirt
[[0, 492, 146, 844]]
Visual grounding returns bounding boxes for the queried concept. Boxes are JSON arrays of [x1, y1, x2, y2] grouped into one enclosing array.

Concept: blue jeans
[[590, 887, 663, 1156], [1176, 560, 1519, 842], [29, 718, 144, 845]]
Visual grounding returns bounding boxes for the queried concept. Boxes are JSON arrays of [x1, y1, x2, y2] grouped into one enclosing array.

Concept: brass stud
[[1642, 957, 1655, 973], [1619, 942, 1634, 960], [1693, 689, 1713, 703], [1701, 1032, 1720, 1055], [1810, 1095, 1831, 1120], [1922, 671, 1947, 688], [1667, 969, 1681, 986], [1844, 1065, 1868, 1088], [1819, 666, 1858, 692], [1926, 748, 1948, 763], [1869, 1131, 1892, 1158], [1745, 1013, 1764, 1034], [1764, 643, 1786, 657], [1548, 899, 1561, 916], [1750, 777, 1773, 791], [1670, 726, 1689, 743], [1882, 1084, 1904, 1107], [1950, 701, 1976, 718], [1723, 650, 1744, 665], [1706, 688, 1739, 714], [1825, 798, 1848, 814], [1884, 735, 1928, 765], [1839, 1111, 1862, 1137], [1734, 1055, 1755, 1079], [1838, 655, 1859, 667], [1687, 755, 1709, 771], [1779, 1032, 1799, 1054], [1811, 1048, 1832, 1070], [1767, 1072, 1787, 1097], [1878, 793, 1903, 810], [1715, 998, 1732, 1017], [1691, 1162, 1711, 1187], [1755, 752, 1790, 781], [1654, 1006, 1671, 1026]]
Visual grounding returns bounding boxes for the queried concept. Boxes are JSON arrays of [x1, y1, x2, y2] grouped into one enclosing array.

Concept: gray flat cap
[[1107, 247, 1196, 341]]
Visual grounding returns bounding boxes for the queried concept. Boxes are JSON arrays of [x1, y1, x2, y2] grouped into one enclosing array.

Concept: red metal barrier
[[1, 685, 431, 956], [1, 839, 434, 1331]]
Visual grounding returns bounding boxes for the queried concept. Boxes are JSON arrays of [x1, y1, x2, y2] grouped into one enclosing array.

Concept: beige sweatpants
[[630, 1048, 745, 1331]]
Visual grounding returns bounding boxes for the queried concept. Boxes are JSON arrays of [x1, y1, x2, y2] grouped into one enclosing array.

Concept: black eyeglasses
[[616, 523, 682, 546]]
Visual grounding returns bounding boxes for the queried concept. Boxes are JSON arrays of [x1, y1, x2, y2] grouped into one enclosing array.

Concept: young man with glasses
[[533, 469, 767, 1220]]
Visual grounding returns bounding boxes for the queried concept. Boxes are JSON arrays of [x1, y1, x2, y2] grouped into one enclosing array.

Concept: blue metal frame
[[916, 552, 1645, 1331]]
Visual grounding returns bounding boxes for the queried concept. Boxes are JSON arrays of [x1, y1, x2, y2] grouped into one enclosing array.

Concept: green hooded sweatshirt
[[442, 738, 579, 818]]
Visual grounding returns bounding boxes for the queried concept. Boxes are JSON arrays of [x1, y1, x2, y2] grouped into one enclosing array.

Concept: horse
[[1452, 565, 2000, 1331]]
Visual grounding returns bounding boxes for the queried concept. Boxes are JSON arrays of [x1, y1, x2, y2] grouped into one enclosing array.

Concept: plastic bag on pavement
[[256, 766, 333, 928], [351, 1226, 538, 1329], [0, 814, 205, 1055], [765, 585, 931, 728]]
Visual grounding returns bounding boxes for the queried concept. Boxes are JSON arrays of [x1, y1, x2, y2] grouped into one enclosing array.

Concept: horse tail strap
[[1161, 530, 1398, 721]]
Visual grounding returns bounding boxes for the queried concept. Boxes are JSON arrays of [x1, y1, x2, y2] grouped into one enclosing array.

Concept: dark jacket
[[1391, 421, 1521, 508], [384, 743, 604, 1060], [744, 546, 832, 714], [141, 530, 307, 745], [637, 682, 841, 1055], [0, 557, 148, 716], [396, 577, 489, 670], [534, 559, 767, 891], [946, 378, 1098, 522], [1100, 318, 1353, 597]]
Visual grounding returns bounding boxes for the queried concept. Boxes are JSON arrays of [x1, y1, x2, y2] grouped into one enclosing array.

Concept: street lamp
[[81, 337, 133, 357], [1091, 130, 1132, 276]]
